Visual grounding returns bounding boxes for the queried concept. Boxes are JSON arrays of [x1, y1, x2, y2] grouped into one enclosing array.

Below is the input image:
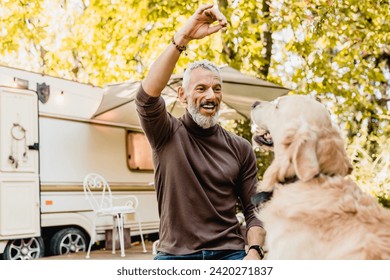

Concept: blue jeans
[[154, 250, 246, 260]]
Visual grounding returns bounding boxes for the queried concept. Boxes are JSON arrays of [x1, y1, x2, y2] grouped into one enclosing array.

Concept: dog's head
[[251, 95, 353, 191]]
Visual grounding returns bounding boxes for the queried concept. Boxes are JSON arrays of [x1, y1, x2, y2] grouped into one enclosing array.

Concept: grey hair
[[182, 60, 221, 92]]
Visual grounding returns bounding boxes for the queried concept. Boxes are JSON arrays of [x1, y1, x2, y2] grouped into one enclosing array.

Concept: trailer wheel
[[3, 237, 45, 260], [50, 228, 87, 255]]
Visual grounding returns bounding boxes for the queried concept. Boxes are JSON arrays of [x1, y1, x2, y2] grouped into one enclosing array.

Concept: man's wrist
[[171, 36, 187, 55], [173, 32, 191, 46], [247, 245, 265, 259]]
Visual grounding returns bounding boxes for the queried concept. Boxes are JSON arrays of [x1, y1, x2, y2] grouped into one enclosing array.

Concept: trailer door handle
[[28, 143, 39, 151]]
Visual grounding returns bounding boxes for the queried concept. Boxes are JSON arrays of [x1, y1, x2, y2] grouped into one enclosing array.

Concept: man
[[136, 4, 265, 260]]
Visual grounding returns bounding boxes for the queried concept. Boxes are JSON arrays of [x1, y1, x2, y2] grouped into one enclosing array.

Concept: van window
[[126, 131, 153, 171]]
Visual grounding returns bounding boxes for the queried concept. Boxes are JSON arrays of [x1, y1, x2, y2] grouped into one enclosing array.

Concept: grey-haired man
[[136, 4, 265, 260]]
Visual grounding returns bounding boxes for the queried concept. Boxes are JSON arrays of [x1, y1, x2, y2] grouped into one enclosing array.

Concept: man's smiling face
[[184, 67, 222, 128]]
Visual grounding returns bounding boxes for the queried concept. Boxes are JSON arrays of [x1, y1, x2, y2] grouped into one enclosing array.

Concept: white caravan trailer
[[0, 65, 159, 260]]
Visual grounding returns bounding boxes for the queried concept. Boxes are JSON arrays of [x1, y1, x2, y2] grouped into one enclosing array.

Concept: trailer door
[[0, 87, 40, 239]]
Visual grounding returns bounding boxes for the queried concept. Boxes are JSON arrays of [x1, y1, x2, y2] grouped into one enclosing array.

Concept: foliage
[[266, 0, 390, 206], [347, 136, 390, 208], [0, 0, 388, 205]]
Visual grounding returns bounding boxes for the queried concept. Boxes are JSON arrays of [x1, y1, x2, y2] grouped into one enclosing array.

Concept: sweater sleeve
[[135, 84, 173, 151], [238, 140, 264, 230]]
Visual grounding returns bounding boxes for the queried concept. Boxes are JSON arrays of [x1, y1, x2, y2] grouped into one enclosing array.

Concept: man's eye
[[196, 87, 205, 91], [214, 87, 221, 92]]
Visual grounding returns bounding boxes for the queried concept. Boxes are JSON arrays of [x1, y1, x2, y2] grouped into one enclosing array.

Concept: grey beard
[[187, 102, 219, 129]]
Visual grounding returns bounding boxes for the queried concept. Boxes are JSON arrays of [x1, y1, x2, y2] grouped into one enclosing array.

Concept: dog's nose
[[252, 101, 261, 109]]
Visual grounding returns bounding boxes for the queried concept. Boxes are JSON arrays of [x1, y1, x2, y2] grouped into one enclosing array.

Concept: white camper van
[[0, 65, 159, 260]]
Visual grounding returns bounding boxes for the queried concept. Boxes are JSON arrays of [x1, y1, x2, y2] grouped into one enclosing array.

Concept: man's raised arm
[[141, 4, 227, 98]]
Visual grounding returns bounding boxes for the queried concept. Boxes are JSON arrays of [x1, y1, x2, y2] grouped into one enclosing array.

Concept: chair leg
[[86, 236, 94, 259], [112, 216, 116, 255], [136, 213, 147, 253], [118, 214, 126, 257], [86, 216, 97, 259]]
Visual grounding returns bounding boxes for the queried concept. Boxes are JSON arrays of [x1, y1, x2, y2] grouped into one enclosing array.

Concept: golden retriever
[[251, 95, 390, 259]]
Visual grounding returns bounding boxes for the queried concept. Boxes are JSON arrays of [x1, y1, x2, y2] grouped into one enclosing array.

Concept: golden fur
[[251, 95, 390, 259]]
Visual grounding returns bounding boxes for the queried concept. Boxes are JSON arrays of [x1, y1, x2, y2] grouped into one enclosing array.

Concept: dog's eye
[[252, 101, 261, 108]]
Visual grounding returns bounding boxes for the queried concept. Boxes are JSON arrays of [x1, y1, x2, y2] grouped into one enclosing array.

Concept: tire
[[49, 227, 87, 256], [3, 237, 45, 260]]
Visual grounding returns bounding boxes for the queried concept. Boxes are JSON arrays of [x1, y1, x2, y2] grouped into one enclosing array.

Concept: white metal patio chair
[[83, 173, 147, 258]]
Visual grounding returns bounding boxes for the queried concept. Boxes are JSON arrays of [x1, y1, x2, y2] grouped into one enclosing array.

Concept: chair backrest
[[83, 173, 113, 211]]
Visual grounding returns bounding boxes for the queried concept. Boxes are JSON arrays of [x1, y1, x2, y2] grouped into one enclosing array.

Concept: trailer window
[[126, 131, 153, 170]]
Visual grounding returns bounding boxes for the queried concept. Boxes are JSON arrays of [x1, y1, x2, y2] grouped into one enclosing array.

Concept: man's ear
[[178, 86, 187, 106]]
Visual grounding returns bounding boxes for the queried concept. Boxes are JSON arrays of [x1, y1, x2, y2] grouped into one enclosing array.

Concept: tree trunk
[[260, 0, 272, 78], [217, 0, 236, 60]]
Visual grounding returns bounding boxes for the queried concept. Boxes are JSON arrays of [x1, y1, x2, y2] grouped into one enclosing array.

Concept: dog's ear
[[287, 130, 320, 182], [316, 126, 353, 176]]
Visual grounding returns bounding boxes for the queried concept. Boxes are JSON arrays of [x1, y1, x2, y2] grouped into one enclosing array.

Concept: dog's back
[[257, 175, 390, 260]]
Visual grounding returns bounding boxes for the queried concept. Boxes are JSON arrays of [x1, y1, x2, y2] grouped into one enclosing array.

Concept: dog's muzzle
[[253, 134, 274, 147]]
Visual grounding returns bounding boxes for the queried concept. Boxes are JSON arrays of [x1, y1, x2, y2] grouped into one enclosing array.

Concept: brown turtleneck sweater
[[135, 85, 262, 255]]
